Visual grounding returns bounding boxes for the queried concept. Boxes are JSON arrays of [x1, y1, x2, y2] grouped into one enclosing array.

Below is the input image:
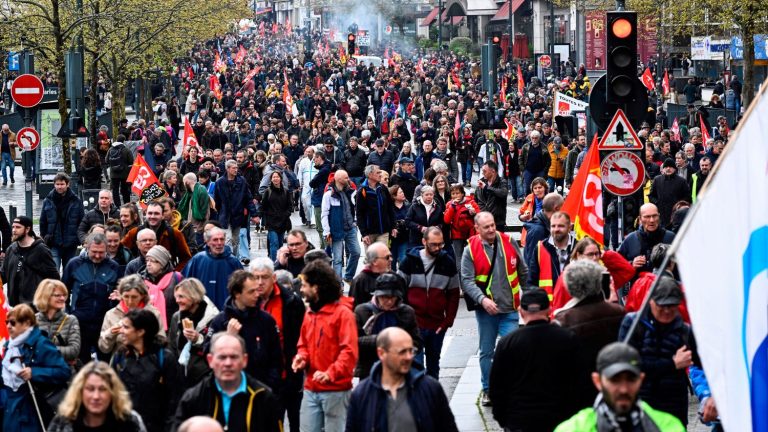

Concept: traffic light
[[347, 33, 356, 56], [606, 11, 637, 104], [491, 36, 503, 59]]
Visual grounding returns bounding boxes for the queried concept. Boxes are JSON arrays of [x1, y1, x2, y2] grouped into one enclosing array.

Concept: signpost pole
[[19, 51, 36, 219], [617, 195, 624, 244]]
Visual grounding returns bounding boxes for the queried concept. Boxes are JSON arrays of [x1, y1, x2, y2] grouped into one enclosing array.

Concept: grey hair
[[249, 257, 275, 274], [431, 160, 448, 173], [365, 247, 379, 264], [85, 232, 107, 247], [274, 270, 294, 289], [420, 185, 434, 196], [563, 260, 604, 300], [183, 172, 198, 184], [530, 130, 541, 138], [98, 189, 113, 199], [117, 274, 149, 297], [137, 228, 156, 241], [683, 143, 694, 151], [364, 164, 380, 178], [225, 159, 238, 170], [204, 227, 225, 242]]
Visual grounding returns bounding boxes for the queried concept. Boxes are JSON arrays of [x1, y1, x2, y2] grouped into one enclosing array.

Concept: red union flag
[[641, 68, 655, 91], [662, 69, 671, 95], [183, 116, 199, 149], [127, 154, 166, 209], [562, 134, 604, 246]]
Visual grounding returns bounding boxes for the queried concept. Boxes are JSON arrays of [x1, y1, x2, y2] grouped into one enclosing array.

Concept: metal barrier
[[665, 103, 738, 130]]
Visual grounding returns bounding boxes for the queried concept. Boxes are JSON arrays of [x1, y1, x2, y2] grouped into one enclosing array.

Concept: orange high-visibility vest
[[468, 233, 521, 309], [537, 241, 555, 301]]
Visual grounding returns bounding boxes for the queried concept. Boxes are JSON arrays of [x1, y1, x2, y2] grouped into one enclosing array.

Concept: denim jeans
[[522, 170, 545, 195], [1, 152, 14, 183], [331, 226, 361, 281], [51, 246, 78, 273], [475, 309, 519, 392], [390, 241, 408, 271], [547, 177, 564, 195], [508, 175, 523, 200], [461, 161, 472, 184], [414, 328, 446, 379], [226, 225, 242, 258], [267, 230, 284, 262], [299, 389, 350, 432], [238, 227, 250, 261]]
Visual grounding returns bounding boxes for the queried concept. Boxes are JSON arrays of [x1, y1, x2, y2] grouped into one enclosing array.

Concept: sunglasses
[[7, 320, 18, 327]]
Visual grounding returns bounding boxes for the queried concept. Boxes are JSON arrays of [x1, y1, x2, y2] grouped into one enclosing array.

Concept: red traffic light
[[492, 36, 501, 44], [611, 18, 632, 38], [348, 33, 356, 42]]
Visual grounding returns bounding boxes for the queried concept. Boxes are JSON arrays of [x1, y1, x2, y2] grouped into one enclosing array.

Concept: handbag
[[465, 237, 498, 311]]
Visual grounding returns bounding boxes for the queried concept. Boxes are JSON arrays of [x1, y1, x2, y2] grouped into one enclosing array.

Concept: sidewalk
[[449, 355, 502, 432]]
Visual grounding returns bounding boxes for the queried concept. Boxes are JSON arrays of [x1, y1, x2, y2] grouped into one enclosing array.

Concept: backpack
[[107, 146, 124, 169]]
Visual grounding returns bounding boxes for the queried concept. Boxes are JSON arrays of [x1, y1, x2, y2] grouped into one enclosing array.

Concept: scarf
[[2, 327, 34, 391], [119, 300, 146, 314], [144, 271, 179, 330], [593, 393, 644, 432]]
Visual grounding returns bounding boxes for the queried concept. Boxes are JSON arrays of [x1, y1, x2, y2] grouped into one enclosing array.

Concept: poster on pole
[[39, 109, 65, 173], [585, 11, 606, 71]]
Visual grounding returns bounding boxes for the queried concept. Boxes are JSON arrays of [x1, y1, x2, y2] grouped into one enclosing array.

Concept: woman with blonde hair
[[34, 279, 81, 364], [48, 361, 146, 431], [98, 274, 165, 358]]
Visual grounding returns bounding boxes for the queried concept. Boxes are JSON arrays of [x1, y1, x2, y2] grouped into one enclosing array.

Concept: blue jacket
[[345, 362, 458, 432], [39, 188, 85, 249], [355, 183, 395, 237], [309, 162, 332, 206], [213, 175, 258, 229], [322, 185, 356, 241], [63, 256, 120, 333], [183, 246, 243, 309], [1, 327, 71, 432], [617, 227, 676, 274], [523, 211, 550, 270]]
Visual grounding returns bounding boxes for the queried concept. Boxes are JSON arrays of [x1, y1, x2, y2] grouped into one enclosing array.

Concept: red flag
[[0, 286, 8, 343], [561, 134, 604, 246], [499, 76, 507, 103], [454, 111, 461, 140], [183, 116, 199, 149], [671, 117, 681, 141], [517, 64, 524, 96], [662, 70, 670, 96], [244, 67, 259, 83], [641, 68, 655, 91], [451, 70, 461, 90], [406, 100, 414, 116], [286, 19, 292, 34], [126, 154, 167, 209], [235, 45, 247, 64], [700, 115, 711, 143], [502, 119, 515, 140], [416, 58, 424, 75], [209, 74, 222, 100], [272, 22, 278, 34], [186, 66, 194, 80]]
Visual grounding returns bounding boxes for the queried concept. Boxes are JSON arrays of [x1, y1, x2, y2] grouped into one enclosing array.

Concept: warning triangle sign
[[597, 109, 644, 150]]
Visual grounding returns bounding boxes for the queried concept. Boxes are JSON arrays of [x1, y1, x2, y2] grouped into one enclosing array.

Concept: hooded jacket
[[183, 245, 243, 310], [346, 362, 458, 432], [107, 141, 134, 180], [2, 239, 60, 306], [207, 297, 282, 392], [63, 255, 120, 333]]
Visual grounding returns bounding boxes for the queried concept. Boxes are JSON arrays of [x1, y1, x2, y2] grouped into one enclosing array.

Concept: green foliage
[[449, 37, 473, 55]]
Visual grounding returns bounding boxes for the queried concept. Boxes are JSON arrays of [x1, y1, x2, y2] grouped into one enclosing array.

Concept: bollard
[[9, 205, 17, 221]]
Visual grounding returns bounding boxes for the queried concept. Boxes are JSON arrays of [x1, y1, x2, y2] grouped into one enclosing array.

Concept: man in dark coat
[[214, 160, 259, 257], [475, 161, 508, 229], [2, 216, 59, 306], [40, 172, 85, 270], [489, 289, 589, 432], [390, 157, 419, 202], [77, 190, 120, 243], [618, 203, 676, 276], [649, 159, 690, 226]]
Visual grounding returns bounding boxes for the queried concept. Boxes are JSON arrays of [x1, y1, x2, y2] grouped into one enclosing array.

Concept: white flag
[[675, 85, 768, 432]]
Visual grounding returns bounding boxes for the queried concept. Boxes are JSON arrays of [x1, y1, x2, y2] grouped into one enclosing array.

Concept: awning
[[254, 7, 272, 16], [445, 16, 464, 25], [420, 7, 440, 26], [491, 0, 525, 21]]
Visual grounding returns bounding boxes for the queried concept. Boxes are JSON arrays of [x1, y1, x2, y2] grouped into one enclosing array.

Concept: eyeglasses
[[52, 293, 67, 298], [427, 242, 445, 248], [377, 254, 393, 261]]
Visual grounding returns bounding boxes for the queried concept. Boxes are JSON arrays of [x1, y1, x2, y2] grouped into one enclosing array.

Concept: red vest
[[537, 241, 555, 301], [468, 233, 521, 308]]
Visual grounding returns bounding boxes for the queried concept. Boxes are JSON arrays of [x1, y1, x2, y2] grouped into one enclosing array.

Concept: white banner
[[554, 92, 588, 117], [675, 85, 768, 432]]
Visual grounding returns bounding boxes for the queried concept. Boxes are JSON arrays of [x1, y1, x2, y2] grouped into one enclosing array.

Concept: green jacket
[[554, 401, 685, 432], [179, 183, 210, 222]]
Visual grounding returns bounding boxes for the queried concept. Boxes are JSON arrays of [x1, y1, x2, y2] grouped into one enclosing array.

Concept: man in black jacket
[[251, 257, 306, 431], [475, 160, 509, 229], [489, 289, 588, 431], [649, 159, 690, 226], [2, 216, 59, 306], [390, 157, 419, 202], [107, 135, 134, 206], [174, 332, 282, 432], [77, 190, 120, 243], [343, 137, 367, 187], [346, 327, 458, 432]]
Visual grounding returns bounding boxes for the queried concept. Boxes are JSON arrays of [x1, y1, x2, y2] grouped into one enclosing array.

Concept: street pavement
[[0, 166, 711, 431]]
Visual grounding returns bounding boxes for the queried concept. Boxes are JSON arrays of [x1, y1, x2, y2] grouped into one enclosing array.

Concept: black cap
[[597, 342, 642, 378], [398, 157, 414, 164], [12, 216, 36, 238], [662, 158, 675, 169], [652, 276, 683, 306], [374, 273, 405, 298], [520, 288, 550, 312]]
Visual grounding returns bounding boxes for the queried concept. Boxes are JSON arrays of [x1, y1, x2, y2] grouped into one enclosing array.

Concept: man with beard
[[293, 260, 358, 432], [122, 201, 192, 271], [346, 328, 458, 432], [397, 227, 460, 379], [555, 342, 685, 431], [527, 212, 575, 296], [689, 156, 711, 203], [2, 216, 59, 306]]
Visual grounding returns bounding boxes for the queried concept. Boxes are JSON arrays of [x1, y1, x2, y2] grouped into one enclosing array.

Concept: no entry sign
[[600, 150, 646, 196], [11, 74, 45, 108]]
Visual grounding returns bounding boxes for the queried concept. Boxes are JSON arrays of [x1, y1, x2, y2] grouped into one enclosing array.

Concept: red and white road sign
[[16, 127, 40, 151], [10, 74, 45, 108], [600, 150, 646, 196], [597, 109, 644, 150]]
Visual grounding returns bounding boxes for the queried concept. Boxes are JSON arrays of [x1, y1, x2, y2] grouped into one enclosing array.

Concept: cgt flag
[[183, 116, 199, 149], [662, 69, 671, 96], [561, 134, 603, 246], [126, 154, 167, 209], [674, 82, 768, 432], [641, 68, 655, 91]]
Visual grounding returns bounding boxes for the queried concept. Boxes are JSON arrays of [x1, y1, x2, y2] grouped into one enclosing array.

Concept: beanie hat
[[146, 245, 172, 268]]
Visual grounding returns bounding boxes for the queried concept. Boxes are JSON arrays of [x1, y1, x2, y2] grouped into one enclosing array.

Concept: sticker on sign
[[600, 150, 646, 196]]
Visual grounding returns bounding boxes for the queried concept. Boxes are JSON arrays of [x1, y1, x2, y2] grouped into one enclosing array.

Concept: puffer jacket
[[35, 310, 81, 363], [443, 197, 480, 240], [77, 205, 120, 243], [40, 188, 85, 249], [168, 296, 219, 387]]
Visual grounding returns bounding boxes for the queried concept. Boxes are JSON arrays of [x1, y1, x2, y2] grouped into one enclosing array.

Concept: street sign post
[[10, 74, 45, 108], [16, 127, 41, 151], [600, 150, 646, 196], [597, 109, 644, 150]]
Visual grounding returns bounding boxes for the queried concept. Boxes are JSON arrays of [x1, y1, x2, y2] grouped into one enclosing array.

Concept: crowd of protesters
[[0, 19, 735, 432]]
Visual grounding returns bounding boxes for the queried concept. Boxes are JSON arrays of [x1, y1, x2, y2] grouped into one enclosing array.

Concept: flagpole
[[622, 76, 768, 344]]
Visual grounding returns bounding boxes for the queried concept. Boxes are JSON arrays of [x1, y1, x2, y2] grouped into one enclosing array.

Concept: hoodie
[[182, 245, 244, 309], [107, 141, 134, 180]]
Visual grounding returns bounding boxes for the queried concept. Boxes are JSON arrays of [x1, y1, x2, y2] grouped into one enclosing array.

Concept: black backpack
[[107, 146, 124, 169]]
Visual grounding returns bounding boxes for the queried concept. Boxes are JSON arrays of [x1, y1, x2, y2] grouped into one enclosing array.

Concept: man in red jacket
[[292, 260, 358, 432]]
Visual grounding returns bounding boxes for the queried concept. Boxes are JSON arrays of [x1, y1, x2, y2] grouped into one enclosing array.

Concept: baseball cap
[[597, 342, 642, 378], [13, 216, 36, 238], [398, 157, 414, 165], [520, 288, 550, 312], [652, 276, 683, 306]]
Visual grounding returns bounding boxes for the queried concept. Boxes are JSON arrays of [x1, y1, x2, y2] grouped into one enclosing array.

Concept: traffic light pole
[[437, 0, 443, 50], [19, 51, 35, 219]]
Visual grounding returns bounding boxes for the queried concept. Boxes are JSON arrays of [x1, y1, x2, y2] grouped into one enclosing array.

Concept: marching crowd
[[0, 21, 733, 432]]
